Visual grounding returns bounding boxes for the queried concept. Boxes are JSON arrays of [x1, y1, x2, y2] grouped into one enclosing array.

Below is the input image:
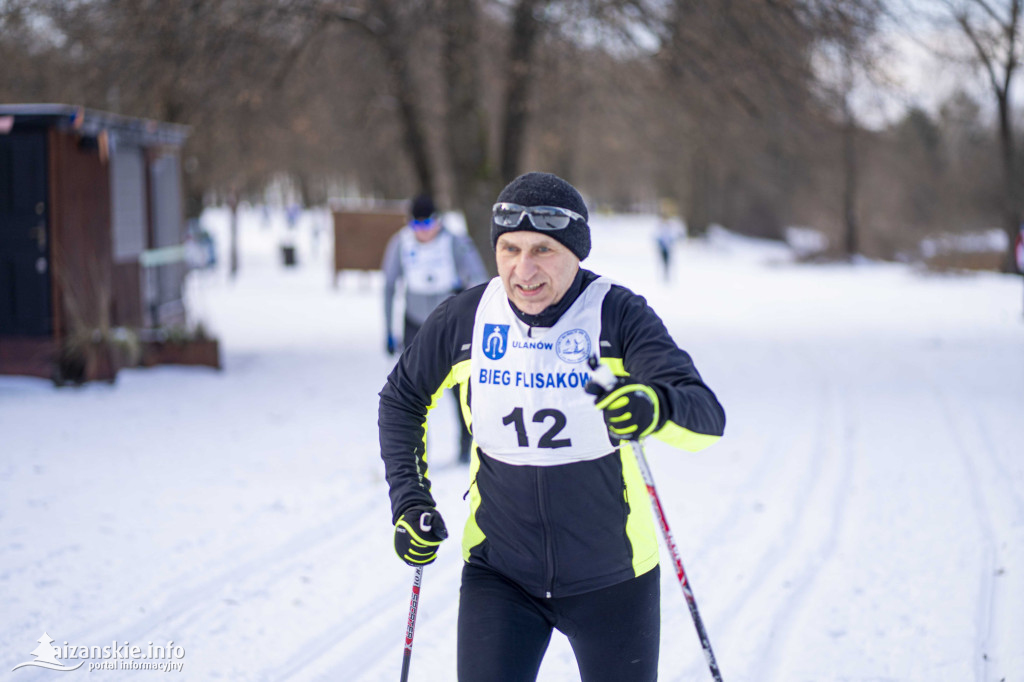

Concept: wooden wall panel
[[50, 131, 113, 335], [111, 261, 142, 327]]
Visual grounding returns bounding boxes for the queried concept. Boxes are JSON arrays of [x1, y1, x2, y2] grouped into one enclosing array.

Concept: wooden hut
[[0, 104, 193, 382]]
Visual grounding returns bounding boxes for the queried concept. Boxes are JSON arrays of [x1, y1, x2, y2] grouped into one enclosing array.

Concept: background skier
[[382, 194, 487, 463]]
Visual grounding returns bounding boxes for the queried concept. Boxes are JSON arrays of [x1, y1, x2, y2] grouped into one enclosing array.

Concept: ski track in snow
[[3, 208, 1023, 681], [929, 384, 997, 682], [672, 345, 857, 682], [917, 358, 1024, 682], [8, 488, 386, 681]]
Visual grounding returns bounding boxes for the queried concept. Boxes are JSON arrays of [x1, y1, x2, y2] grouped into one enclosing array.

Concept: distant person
[[1016, 223, 1024, 273], [286, 203, 301, 230], [655, 213, 682, 282], [382, 194, 487, 463], [1017, 225, 1024, 316], [185, 218, 216, 269]]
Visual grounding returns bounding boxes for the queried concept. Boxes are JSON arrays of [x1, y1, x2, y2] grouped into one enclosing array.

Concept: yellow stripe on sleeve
[[599, 356, 719, 453]]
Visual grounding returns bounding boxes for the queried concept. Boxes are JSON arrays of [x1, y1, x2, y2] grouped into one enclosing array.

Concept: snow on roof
[[0, 103, 189, 147]]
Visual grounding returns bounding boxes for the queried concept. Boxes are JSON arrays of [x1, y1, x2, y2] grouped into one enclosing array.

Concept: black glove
[[394, 506, 448, 566], [585, 377, 660, 441], [385, 333, 397, 356]]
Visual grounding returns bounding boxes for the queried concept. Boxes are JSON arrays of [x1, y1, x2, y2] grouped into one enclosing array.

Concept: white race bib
[[470, 278, 616, 466], [399, 229, 459, 295]]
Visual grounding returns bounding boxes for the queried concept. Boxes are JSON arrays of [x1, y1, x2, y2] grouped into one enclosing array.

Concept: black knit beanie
[[491, 172, 590, 260], [410, 195, 436, 220]]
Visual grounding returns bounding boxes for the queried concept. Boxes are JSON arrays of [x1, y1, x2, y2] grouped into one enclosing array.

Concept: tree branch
[[955, 10, 1005, 97]]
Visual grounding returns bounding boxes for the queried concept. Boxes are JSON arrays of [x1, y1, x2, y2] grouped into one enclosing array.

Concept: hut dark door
[[0, 131, 51, 336]]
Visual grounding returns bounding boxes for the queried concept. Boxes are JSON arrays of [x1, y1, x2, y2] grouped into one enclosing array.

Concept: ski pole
[[633, 438, 724, 682], [585, 356, 723, 681], [399, 566, 423, 682]]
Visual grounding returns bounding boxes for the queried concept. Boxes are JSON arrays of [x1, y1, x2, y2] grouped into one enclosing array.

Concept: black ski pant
[[457, 562, 660, 682], [404, 315, 472, 461]]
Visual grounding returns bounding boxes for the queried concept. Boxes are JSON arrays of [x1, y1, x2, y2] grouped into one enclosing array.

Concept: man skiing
[[382, 194, 487, 463], [379, 172, 726, 680]]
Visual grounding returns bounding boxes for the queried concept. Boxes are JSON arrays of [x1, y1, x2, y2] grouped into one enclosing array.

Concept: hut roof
[[0, 104, 189, 147]]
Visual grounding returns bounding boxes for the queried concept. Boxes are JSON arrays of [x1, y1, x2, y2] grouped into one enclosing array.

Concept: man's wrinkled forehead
[[496, 230, 570, 252]]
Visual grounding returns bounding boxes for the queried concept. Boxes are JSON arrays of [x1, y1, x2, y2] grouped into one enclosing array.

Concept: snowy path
[[2, 208, 1023, 681]]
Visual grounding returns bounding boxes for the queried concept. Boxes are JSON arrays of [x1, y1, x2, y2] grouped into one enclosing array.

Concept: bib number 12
[[502, 407, 572, 449]]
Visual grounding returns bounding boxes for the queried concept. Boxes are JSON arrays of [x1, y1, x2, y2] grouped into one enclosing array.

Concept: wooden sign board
[[332, 210, 405, 275]]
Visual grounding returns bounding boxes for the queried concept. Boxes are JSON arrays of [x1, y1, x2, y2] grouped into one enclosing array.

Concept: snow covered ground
[[2, 206, 1022, 681]]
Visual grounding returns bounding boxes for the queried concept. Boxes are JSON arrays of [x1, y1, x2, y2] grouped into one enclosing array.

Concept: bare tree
[[266, 0, 552, 269], [652, 0, 818, 237], [299, 1, 438, 197], [934, 0, 1024, 272], [441, 0, 494, 262], [441, 0, 555, 270], [12, 0, 1017, 275]]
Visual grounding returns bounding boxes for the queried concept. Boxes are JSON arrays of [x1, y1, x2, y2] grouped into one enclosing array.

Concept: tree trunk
[[464, 192, 498, 274], [840, 50, 859, 259], [842, 105, 859, 259], [499, 0, 544, 184], [685, 146, 712, 238], [377, 2, 436, 197], [443, 0, 499, 275], [996, 89, 1021, 272], [228, 191, 239, 279]]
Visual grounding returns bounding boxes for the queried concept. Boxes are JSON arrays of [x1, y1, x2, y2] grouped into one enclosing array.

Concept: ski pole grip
[[587, 354, 618, 393]]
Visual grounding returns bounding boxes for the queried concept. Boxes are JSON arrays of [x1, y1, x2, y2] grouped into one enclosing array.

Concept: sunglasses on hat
[[492, 202, 585, 231]]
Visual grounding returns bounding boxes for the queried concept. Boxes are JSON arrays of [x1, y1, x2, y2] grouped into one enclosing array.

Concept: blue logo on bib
[[556, 329, 591, 363], [483, 324, 510, 360]]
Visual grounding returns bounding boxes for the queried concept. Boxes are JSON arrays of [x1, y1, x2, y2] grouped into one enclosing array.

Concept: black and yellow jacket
[[379, 268, 725, 598]]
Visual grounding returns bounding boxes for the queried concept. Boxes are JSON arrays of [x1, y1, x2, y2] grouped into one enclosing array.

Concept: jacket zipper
[[536, 468, 556, 598]]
